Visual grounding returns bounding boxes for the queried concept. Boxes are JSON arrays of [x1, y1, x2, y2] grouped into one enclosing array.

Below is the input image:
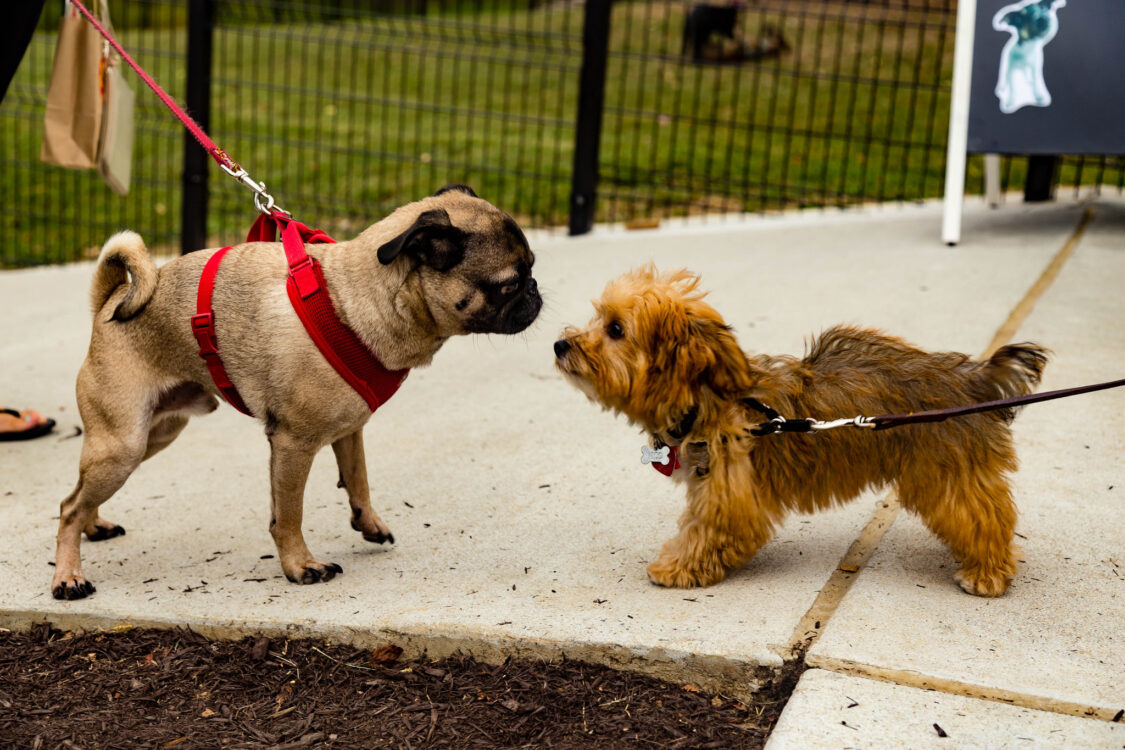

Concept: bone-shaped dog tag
[[641, 444, 671, 466]]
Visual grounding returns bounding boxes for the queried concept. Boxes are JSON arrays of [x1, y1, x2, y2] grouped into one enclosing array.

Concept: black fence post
[[1023, 155, 1058, 202], [182, 0, 214, 254], [569, 0, 611, 236]]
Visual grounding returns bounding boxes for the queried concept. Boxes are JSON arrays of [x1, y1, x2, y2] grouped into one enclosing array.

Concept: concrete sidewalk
[[2, 198, 1122, 746]]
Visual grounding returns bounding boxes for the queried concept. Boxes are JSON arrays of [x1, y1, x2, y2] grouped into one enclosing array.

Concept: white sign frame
[[941, 0, 978, 245]]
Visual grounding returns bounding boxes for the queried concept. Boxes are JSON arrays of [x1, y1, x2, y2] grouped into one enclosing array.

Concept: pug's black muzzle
[[471, 277, 542, 334]]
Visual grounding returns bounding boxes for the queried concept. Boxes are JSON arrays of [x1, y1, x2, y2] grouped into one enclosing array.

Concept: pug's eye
[[487, 278, 519, 299], [606, 321, 625, 340]]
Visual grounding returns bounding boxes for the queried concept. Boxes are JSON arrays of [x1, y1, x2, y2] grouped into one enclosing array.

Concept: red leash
[[69, 0, 284, 213], [70, 0, 235, 173]]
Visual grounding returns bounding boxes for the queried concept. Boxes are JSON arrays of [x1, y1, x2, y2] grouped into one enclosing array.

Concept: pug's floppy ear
[[377, 208, 467, 271]]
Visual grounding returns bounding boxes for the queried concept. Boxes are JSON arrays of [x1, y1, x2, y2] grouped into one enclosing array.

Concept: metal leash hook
[[220, 162, 289, 218], [808, 415, 878, 431], [749, 398, 880, 436]]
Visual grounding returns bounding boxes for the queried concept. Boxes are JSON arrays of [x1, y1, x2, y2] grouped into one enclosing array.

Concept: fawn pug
[[554, 265, 1046, 595], [53, 185, 541, 599]]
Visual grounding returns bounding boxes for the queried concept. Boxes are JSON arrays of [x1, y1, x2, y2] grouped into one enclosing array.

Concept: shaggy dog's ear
[[648, 304, 698, 414], [689, 318, 758, 396], [650, 304, 757, 411]]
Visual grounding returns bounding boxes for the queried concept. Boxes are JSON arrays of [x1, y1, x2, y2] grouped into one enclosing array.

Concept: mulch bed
[[0, 625, 789, 749]]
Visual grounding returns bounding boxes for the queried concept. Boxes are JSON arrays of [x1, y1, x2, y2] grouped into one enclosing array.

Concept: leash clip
[[253, 190, 278, 216], [809, 415, 878, 431], [749, 400, 878, 436], [220, 162, 288, 218]]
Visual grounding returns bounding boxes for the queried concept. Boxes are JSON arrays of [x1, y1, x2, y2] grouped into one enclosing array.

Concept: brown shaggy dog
[[554, 265, 1048, 595]]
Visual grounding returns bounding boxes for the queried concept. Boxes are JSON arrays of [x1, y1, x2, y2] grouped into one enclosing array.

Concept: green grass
[[2, 0, 1119, 266]]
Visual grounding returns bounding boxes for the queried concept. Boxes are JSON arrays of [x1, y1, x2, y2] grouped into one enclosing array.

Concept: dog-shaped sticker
[[993, 0, 1067, 114]]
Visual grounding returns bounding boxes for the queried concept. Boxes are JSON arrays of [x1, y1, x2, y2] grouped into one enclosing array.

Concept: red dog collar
[[644, 443, 680, 477], [652, 445, 680, 476]]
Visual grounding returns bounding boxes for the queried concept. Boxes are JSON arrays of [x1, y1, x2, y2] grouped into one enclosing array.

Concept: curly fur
[[555, 265, 1048, 596]]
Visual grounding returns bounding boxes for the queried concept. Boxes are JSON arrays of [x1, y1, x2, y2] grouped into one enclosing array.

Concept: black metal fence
[[2, 0, 1122, 266]]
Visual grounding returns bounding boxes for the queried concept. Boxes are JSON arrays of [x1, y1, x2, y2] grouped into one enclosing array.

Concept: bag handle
[[93, 0, 117, 66]]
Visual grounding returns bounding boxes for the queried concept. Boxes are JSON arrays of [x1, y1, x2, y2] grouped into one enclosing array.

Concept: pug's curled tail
[[90, 230, 157, 321]]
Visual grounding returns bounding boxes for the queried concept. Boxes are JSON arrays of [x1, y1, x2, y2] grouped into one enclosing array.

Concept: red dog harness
[[191, 211, 408, 417]]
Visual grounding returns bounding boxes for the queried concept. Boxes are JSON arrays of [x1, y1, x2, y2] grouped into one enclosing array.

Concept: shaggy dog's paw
[[647, 533, 734, 588], [646, 557, 718, 588], [954, 567, 1010, 597]]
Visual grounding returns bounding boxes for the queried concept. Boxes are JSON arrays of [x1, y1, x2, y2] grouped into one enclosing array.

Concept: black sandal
[[0, 408, 56, 442]]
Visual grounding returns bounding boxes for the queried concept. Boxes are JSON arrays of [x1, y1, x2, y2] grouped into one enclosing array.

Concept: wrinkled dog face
[[377, 185, 541, 337]]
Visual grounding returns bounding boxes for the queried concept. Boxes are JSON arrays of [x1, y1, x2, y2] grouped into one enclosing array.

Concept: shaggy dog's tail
[[983, 343, 1050, 402], [90, 230, 157, 321]]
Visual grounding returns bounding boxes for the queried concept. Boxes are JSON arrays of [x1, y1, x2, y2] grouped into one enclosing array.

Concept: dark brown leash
[[746, 377, 1125, 435]]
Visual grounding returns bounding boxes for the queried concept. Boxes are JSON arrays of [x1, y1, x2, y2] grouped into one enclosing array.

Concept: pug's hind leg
[[54, 427, 146, 599], [332, 429, 394, 545]]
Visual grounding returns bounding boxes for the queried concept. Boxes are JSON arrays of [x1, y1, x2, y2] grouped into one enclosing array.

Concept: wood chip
[[369, 644, 403, 667], [251, 637, 270, 662]]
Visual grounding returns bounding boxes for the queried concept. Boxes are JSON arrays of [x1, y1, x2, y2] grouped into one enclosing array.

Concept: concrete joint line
[[803, 656, 1122, 722], [775, 205, 1096, 688], [779, 496, 903, 662]]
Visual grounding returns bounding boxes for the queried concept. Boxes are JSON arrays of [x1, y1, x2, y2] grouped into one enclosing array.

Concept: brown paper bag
[[97, 59, 134, 195], [96, 2, 134, 195], [41, 0, 104, 169], [41, 0, 108, 169]]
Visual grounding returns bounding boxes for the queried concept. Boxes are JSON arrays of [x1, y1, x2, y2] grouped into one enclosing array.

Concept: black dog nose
[[554, 339, 572, 359]]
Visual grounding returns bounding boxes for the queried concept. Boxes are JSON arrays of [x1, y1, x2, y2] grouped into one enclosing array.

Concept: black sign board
[[967, 0, 1125, 155]]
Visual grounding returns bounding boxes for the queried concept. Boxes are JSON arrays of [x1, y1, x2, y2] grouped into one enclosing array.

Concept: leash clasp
[[809, 415, 878, 431], [748, 398, 878, 436], [220, 162, 289, 218]]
